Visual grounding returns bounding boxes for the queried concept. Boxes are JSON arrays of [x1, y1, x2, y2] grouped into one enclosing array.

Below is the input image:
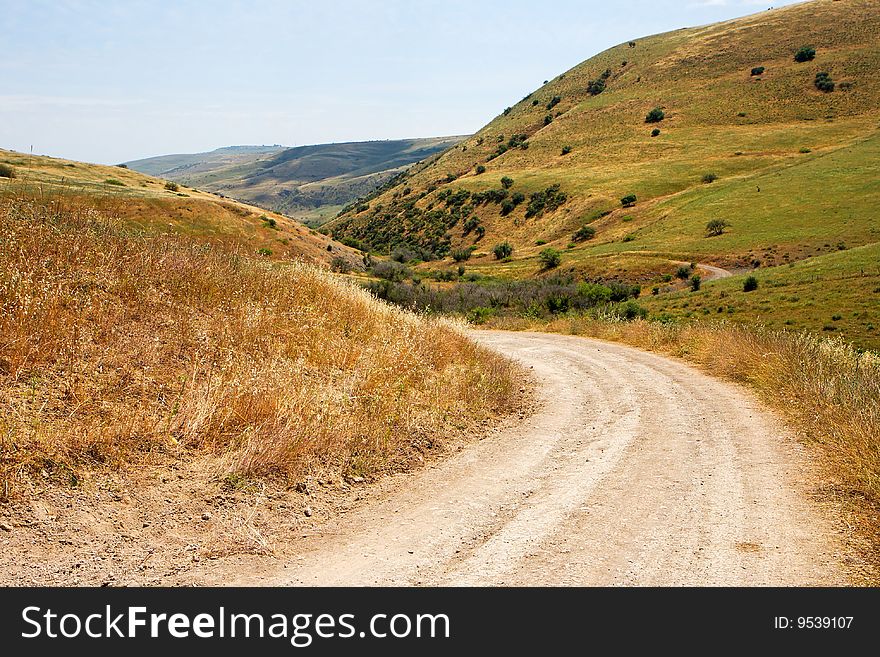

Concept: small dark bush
[[512, 192, 525, 205], [544, 114, 553, 126], [105, 179, 125, 186], [526, 185, 567, 218], [690, 275, 702, 291], [493, 242, 513, 260], [262, 216, 278, 229], [645, 107, 665, 123], [561, 145, 572, 155], [794, 46, 816, 63], [330, 257, 352, 273], [116, 163, 128, 169], [164, 181, 179, 192], [539, 248, 562, 269], [675, 265, 691, 280], [500, 199, 515, 216], [702, 173, 718, 184], [475, 165, 486, 174], [371, 261, 410, 281], [257, 248, 272, 257], [587, 78, 606, 95], [743, 275, 759, 292], [503, 107, 512, 116], [651, 128, 660, 137], [0, 164, 15, 179], [750, 66, 765, 76], [546, 96, 561, 110], [501, 176, 514, 189], [452, 248, 473, 262], [705, 218, 730, 236], [814, 72, 835, 92], [620, 194, 637, 207], [572, 225, 596, 242]]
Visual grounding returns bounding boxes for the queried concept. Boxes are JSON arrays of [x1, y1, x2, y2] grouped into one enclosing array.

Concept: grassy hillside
[[120, 145, 285, 178], [127, 137, 466, 225], [329, 0, 880, 348], [0, 196, 520, 497], [0, 148, 360, 267]]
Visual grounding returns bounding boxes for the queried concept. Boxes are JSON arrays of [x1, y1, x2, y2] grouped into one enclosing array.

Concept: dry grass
[[0, 196, 520, 498], [489, 313, 880, 565]]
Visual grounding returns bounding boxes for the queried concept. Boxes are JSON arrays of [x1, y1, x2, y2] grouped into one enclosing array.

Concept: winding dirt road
[[268, 331, 848, 586]]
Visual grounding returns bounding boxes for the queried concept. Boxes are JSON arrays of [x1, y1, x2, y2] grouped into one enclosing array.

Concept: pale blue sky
[[0, 0, 805, 164]]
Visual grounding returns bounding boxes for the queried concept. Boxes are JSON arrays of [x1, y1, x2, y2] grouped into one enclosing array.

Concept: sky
[[0, 0, 807, 164]]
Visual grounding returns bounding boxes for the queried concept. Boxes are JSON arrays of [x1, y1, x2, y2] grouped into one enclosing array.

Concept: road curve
[[269, 331, 847, 586]]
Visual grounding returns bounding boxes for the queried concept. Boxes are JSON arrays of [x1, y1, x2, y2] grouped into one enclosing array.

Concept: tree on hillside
[[705, 219, 730, 237], [645, 107, 665, 123], [794, 46, 816, 62]]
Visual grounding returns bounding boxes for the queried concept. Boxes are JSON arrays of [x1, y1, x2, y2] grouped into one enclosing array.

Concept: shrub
[[617, 300, 648, 321], [493, 242, 513, 260], [561, 145, 572, 155], [690, 274, 702, 291], [645, 107, 665, 123], [799, 147, 812, 154], [705, 219, 730, 236], [330, 257, 352, 273], [164, 181, 179, 192], [794, 46, 816, 62], [500, 199, 515, 216], [544, 114, 553, 126], [651, 128, 660, 137], [675, 265, 691, 280], [743, 275, 759, 292], [525, 185, 567, 218], [452, 248, 472, 262], [371, 261, 410, 281], [814, 72, 835, 92], [702, 173, 718, 184], [539, 248, 561, 269], [587, 78, 606, 95], [475, 165, 486, 175], [257, 248, 272, 256], [750, 66, 765, 76], [104, 179, 125, 186], [546, 96, 561, 110], [503, 107, 511, 116], [620, 194, 637, 207], [512, 192, 526, 206], [0, 164, 15, 179], [501, 176, 514, 189], [572, 225, 596, 242]]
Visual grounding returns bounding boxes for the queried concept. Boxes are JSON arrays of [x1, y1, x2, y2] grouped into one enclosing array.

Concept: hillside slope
[[329, 0, 880, 348], [0, 148, 360, 268], [127, 137, 465, 225]]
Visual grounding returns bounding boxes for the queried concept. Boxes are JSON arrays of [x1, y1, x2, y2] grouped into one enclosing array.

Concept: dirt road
[[266, 331, 848, 586]]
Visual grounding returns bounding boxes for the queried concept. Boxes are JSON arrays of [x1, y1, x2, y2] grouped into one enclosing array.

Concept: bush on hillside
[[452, 248, 473, 263], [539, 248, 562, 269], [675, 265, 692, 280], [572, 225, 596, 242], [525, 185, 567, 218], [546, 96, 561, 110], [750, 66, 765, 76], [743, 275, 759, 292], [0, 164, 15, 179], [164, 181, 179, 192], [645, 107, 665, 123], [561, 145, 572, 155], [475, 164, 486, 175], [651, 128, 660, 137], [544, 114, 553, 126], [794, 46, 816, 62], [814, 72, 835, 92], [620, 194, 637, 207], [501, 176, 514, 189], [330, 257, 352, 273], [493, 242, 513, 260], [690, 274, 702, 291], [587, 78, 606, 95], [702, 173, 718, 183], [705, 218, 730, 236]]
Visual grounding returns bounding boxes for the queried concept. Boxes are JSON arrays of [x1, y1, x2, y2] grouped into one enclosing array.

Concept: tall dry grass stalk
[[0, 197, 520, 496], [490, 313, 880, 552]]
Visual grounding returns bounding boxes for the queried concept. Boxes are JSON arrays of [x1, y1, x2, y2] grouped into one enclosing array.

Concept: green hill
[[127, 137, 466, 225], [328, 0, 880, 349]]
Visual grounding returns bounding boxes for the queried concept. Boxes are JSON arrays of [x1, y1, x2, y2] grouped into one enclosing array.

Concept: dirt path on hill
[[255, 331, 850, 586]]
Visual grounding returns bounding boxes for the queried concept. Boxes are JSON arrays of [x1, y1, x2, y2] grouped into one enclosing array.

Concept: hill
[[0, 147, 361, 268], [126, 137, 466, 225], [328, 0, 880, 349], [120, 144, 285, 178]]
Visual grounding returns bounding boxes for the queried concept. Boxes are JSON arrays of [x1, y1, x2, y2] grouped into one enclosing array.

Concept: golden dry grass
[[488, 314, 880, 567], [0, 196, 520, 498]]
